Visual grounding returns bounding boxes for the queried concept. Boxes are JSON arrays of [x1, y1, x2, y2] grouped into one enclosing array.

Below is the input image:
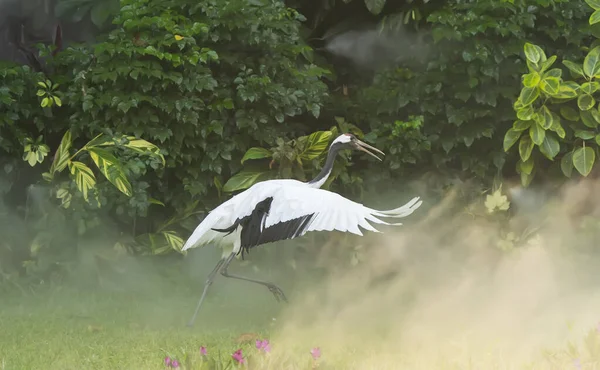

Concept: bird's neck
[[306, 145, 340, 188]]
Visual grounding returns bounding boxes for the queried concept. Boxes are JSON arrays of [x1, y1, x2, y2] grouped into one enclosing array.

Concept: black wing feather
[[211, 196, 316, 259]]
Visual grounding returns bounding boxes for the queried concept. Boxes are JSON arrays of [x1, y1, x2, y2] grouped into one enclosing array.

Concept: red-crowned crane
[[183, 133, 422, 327]]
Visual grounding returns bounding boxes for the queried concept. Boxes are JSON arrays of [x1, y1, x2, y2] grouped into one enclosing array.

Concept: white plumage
[[183, 133, 423, 327], [182, 179, 422, 257]]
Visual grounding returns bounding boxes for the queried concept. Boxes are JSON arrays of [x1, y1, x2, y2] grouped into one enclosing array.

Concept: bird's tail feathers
[[371, 196, 422, 218]]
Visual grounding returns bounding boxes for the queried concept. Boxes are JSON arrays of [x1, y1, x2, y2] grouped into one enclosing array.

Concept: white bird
[[183, 133, 423, 327]]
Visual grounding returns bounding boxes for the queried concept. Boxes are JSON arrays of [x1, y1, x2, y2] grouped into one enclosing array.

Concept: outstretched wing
[[238, 185, 422, 250]]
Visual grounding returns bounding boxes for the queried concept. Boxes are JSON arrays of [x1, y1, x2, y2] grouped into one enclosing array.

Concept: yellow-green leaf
[[522, 72, 540, 88], [503, 128, 522, 152], [524, 42, 545, 64], [87, 147, 133, 197], [578, 94, 596, 111], [519, 135, 534, 162], [539, 77, 560, 95], [241, 147, 272, 164], [41, 97, 49, 107], [529, 123, 545, 146], [518, 86, 540, 106], [222, 170, 271, 192], [587, 0, 600, 10], [50, 130, 72, 175], [573, 146, 596, 176], [518, 157, 534, 175], [300, 131, 333, 161], [513, 120, 532, 131], [583, 46, 600, 78], [540, 106, 553, 129], [581, 110, 599, 128], [69, 161, 97, 201], [53, 96, 62, 107], [591, 9, 600, 25], [163, 231, 184, 251]]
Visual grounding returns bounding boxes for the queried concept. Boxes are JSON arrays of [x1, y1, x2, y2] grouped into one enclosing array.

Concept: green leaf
[[148, 198, 165, 206], [524, 43, 545, 64], [575, 130, 596, 139], [518, 157, 534, 175], [89, 135, 165, 166], [87, 147, 133, 197], [540, 77, 560, 95], [587, 0, 600, 10], [540, 106, 553, 129], [522, 72, 540, 88], [573, 146, 596, 176], [561, 152, 574, 177], [550, 113, 566, 139], [300, 131, 333, 161], [596, 134, 600, 146], [223, 170, 270, 192], [539, 132, 560, 160], [581, 82, 600, 94], [503, 128, 522, 152], [241, 147, 272, 164], [529, 123, 545, 146], [162, 231, 184, 252], [517, 105, 534, 120], [53, 96, 62, 107], [581, 110, 599, 128], [543, 68, 562, 79], [591, 9, 600, 25], [560, 106, 580, 121], [578, 94, 596, 111], [540, 55, 557, 72], [519, 135, 534, 162], [50, 130, 72, 174], [69, 161, 96, 201], [41, 97, 49, 107], [518, 86, 540, 106], [584, 46, 600, 77], [562, 60, 585, 78], [513, 120, 532, 131], [364, 0, 386, 15]]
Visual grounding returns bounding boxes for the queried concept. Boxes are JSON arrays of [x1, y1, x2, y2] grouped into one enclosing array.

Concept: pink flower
[[164, 356, 171, 367], [232, 348, 245, 364], [255, 339, 271, 353], [171, 360, 180, 368], [310, 347, 321, 360], [200, 346, 207, 356]]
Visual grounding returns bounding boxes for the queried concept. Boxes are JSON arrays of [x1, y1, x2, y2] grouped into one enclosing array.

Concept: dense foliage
[[1, 0, 598, 284]]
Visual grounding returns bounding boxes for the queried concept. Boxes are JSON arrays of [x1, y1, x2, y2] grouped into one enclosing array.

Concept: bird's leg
[[186, 256, 228, 328], [220, 252, 288, 303]]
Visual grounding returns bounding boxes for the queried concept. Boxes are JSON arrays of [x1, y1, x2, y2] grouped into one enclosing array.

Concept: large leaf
[[562, 60, 585, 78], [522, 72, 540, 88], [573, 146, 596, 176], [364, 0, 386, 15], [163, 231, 184, 252], [539, 77, 560, 95], [561, 152, 574, 177], [50, 130, 73, 175], [583, 46, 600, 78], [539, 133, 560, 160], [587, 0, 600, 10], [87, 134, 165, 165], [581, 110, 599, 128], [529, 123, 545, 146], [578, 94, 596, 111], [519, 135, 534, 162], [300, 131, 333, 161], [503, 128, 522, 152], [69, 161, 96, 201], [241, 147, 272, 164], [591, 9, 600, 25], [223, 170, 270, 192], [524, 43, 545, 64], [518, 86, 540, 106], [87, 147, 133, 197]]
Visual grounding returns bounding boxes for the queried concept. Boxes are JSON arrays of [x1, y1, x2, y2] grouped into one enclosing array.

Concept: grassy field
[[3, 231, 600, 370]]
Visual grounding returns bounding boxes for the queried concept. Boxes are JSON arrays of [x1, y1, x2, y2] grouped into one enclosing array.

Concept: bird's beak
[[355, 139, 385, 161]]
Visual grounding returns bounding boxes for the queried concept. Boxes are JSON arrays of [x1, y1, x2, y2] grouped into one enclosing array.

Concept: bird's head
[[331, 133, 385, 161]]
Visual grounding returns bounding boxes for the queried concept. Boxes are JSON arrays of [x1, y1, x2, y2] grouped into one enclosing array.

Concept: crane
[[183, 133, 423, 327]]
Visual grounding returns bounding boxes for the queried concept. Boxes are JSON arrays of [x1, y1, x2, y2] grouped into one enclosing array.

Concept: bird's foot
[[267, 284, 288, 303]]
